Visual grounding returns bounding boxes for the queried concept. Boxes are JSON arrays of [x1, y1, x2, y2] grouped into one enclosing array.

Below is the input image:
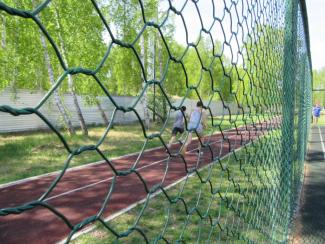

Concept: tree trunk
[[123, 2, 127, 96], [39, 30, 75, 135], [158, 41, 167, 120], [1, 15, 6, 49], [153, 33, 156, 122], [11, 24, 18, 96], [68, 75, 88, 135], [140, 35, 150, 129], [96, 99, 109, 126], [54, 7, 88, 136], [33, 0, 75, 135]]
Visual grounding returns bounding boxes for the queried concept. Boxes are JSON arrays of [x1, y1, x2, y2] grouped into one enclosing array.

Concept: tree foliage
[[313, 68, 325, 105], [0, 0, 235, 112]]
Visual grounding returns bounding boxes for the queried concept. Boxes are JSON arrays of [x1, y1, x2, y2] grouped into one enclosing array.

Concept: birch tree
[[140, 34, 150, 129], [1, 15, 5, 49], [52, 5, 88, 135], [38, 29, 76, 135]]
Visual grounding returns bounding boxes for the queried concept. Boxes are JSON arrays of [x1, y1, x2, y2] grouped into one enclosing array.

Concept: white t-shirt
[[188, 108, 204, 133]]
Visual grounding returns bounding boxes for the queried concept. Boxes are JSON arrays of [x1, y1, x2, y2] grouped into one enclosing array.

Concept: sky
[[103, 1, 323, 71], [306, 0, 325, 70], [171, 0, 325, 70], [171, 1, 324, 70]]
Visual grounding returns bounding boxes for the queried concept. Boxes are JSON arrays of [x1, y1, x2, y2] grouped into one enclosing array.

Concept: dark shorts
[[172, 127, 184, 136]]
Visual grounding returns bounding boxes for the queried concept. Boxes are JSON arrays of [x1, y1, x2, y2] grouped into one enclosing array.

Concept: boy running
[[312, 102, 322, 125], [167, 106, 187, 150], [181, 101, 207, 156]]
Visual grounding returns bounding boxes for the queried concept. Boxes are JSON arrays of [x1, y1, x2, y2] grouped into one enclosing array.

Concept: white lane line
[[2, 132, 250, 209], [45, 137, 226, 202], [58, 139, 253, 244], [0, 127, 241, 189], [318, 125, 325, 160], [46, 135, 244, 201], [2, 134, 245, 202], [45, 157, 168, 202], [0, 145, 163, 189], [56, 175, 188, 244]]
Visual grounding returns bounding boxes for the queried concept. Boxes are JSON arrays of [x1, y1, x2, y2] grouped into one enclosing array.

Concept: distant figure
[[312, 102, 322, 125], [181, 101, 207, 156], [167, 106, 187, 150]]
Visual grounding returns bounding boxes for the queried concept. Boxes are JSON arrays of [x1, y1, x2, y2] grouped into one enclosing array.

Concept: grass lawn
[[0, 114, 265, 184], [0, 122, 167, 184], [72, 133, 287, 243]]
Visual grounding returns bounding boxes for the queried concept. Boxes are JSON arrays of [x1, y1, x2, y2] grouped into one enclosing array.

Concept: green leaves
[[312, 68, 325, 104]]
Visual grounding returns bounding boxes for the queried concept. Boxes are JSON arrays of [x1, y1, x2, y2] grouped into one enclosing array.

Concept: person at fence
[[167, 106, 187, 150], [181, 101, 207, 156], [312, 102, 322, 125]]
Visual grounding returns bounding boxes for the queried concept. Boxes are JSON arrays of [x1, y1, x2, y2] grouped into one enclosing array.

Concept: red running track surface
[[0, 123, 273, 243]]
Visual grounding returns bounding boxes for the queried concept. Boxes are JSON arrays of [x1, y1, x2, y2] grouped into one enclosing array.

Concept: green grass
[[72, 133, 289, 243], [0, 122, 169, 184], [0, 114, 262, 184]]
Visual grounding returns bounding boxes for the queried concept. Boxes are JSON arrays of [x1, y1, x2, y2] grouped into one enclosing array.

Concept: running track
[[0, 122, 276, 243]]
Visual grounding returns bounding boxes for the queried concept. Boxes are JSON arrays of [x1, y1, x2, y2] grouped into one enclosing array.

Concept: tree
[[235, 25, 285, 115], [104, 0, 143, 95], [0, 1, 76, 134], [52, 4, 88, 135], [40, 0, 111, 131], [38, 23, 76, 135], [1, 14, 6, 48], [313, 68, 325, 105]]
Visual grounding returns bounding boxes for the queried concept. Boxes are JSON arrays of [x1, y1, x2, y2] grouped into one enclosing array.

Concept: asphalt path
[[292, 126, 325, 243]]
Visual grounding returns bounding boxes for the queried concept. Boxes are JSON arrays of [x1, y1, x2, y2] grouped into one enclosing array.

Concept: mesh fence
[[0, 0, 312, 243], [290, 90, 325, 244]]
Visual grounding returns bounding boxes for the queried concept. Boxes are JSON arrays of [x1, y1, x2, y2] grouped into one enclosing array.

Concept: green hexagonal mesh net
[[0, 0, 312, 243]]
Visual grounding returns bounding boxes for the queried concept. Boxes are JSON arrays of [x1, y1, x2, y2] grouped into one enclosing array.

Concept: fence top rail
[[300, 0, 313, 77]]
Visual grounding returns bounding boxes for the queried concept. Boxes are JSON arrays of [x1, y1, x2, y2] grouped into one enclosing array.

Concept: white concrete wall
[[0, 89, 236, 133]]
